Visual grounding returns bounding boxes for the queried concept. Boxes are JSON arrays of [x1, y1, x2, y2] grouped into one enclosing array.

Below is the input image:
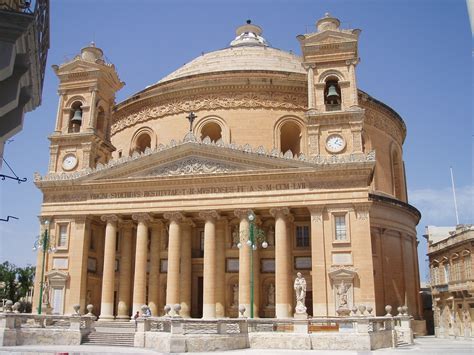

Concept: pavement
[[0, 336, 472, 355]]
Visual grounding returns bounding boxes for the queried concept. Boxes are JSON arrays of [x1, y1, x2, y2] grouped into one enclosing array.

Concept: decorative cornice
[[354, 203, 371, 220], [111, 91, 307, 135]]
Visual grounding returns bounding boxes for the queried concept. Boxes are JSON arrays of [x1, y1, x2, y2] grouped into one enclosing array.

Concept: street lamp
[[235, 210, 267, 318], [33, 219, 55, 314]]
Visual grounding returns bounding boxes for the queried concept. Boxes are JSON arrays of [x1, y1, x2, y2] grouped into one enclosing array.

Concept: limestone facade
[[32, 14, 422, 321], [425, 225, 474, 338]]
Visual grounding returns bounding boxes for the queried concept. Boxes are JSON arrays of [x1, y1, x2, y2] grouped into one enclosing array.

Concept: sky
[[0, 0, 472, 283]]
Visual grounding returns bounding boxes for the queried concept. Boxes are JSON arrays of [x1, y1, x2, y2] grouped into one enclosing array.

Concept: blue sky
[[0, 0, 472, 282]]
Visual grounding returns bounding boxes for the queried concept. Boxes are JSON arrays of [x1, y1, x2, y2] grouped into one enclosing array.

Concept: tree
[[16, 265, 35, 299], [0, 261, 17, 301], [0, 262, 36, 303]]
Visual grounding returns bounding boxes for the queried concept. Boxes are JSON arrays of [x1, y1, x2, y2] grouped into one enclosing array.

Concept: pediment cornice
[[35, 133, 376, 188]]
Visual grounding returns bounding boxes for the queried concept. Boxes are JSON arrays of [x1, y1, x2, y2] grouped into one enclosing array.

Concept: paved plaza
[[0, 336, 472, 355]]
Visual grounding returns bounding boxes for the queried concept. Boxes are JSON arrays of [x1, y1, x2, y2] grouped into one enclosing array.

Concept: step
[[82, 331, 135, 347]]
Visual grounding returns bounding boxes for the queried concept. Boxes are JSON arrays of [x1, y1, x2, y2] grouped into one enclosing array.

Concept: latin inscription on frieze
[[44, 180, 360, 203]]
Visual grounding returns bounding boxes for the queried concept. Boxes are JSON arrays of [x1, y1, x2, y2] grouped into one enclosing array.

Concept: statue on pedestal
[[294, 272, 307, 314], [336, 280, 351, 316], [42, 281, 51, 306]]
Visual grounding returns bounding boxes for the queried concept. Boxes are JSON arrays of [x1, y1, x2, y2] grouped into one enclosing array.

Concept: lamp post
[[33, 219, 55, 314], [236, 210, 268, 318]]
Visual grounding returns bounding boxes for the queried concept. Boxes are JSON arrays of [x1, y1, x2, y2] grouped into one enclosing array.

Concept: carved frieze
[[138, 157, 241, 177], [111, 92, 307, 135]]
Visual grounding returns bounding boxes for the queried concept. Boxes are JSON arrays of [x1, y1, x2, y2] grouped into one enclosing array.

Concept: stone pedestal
[[293, 312, 308, 334], [336, 307, 351, 317]]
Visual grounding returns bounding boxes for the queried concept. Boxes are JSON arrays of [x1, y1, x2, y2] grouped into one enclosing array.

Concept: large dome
[[158, 21, 305, 83], [158, 46, 305, 83]]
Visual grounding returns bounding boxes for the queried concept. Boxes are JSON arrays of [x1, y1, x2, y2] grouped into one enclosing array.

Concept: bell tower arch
[[297, 14, 364, 157], [48, 43, 124, 173]]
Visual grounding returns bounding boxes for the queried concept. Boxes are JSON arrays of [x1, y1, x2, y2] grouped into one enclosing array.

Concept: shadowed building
[[32, 14, 424, 331]]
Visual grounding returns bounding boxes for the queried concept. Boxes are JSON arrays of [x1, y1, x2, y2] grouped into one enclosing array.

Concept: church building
[[33, 14, 423, 324]]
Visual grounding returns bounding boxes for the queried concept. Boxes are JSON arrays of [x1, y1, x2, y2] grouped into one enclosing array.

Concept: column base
[[98, 315, 115, 321], [275, 303, 291, 318], [202, 304, 216, 319]]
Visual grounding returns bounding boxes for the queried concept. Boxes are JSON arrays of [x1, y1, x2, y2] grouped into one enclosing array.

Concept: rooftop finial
[[325, 12, 330, 17], [230, 20, 268, 47], [90, 41, 96, 47]]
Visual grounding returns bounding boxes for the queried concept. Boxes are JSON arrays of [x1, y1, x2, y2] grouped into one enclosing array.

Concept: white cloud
[[409, 185, 473, 227]]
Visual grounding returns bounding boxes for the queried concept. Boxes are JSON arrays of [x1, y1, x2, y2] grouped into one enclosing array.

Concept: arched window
[[68, 101, 83, 133], [280, 121, 301, 156], [200, 122, 222, 142], [324, 78, 342, 111], [134, 133, 151, 153]]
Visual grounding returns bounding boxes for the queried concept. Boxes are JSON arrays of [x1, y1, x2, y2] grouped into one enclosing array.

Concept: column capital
[[132, 213, 153, 224], [182, 217, 196, 227], [308, 206, 325, 222], [199, 210, 220, 222], [302, 62, 316, 70], [101, 214, 119, 223], [163, 212, 185, 223], [234, 209, 253, 221], [270, 207, 290, 219], [353, 203, 371, 220]]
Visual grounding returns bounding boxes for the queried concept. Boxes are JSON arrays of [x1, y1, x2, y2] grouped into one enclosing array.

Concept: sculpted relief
[[111, 92, 307, 135]]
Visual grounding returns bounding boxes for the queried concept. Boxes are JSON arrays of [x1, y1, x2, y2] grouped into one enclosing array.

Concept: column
[[309, 207, 328, 316], [66, 216, 90, 313], [307, 65, 316, 110], [148, 221, 162, 316], [235, 209, 251, 317], [200, 211, 219, 318], [132, 213, 152, 315], [164, 212, 184, 313], [54, 90, 65, 132], [215, 219, 227, 317], [87, 88, 98, 130], [180, 219, 193, 317], [117, 220, 133, 319], [270, 207, 292, 318], [99, 214, 119, 321]]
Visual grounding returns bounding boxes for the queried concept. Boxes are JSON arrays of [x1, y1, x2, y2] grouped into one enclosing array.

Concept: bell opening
[[69, 102, 83, 133], [324, 80, 341, 111]]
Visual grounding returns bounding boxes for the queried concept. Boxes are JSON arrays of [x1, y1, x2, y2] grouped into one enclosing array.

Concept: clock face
[[62, 154, 78, 171], [326, 134, 346, 153]]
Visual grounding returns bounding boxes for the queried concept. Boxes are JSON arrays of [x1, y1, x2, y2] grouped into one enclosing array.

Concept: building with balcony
[[0, 0, 49, 167], [32, 14, 424, 332], [425, 224, 473, 338]]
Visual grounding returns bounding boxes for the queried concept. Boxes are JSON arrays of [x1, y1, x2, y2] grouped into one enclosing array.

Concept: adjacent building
[[425, 225, 473, 338], [32, 14, 424, 329], [0, 0, 49, 167]]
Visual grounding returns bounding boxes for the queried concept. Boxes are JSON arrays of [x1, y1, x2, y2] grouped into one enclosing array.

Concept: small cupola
[[316, 13, 341, 32], [230, 20, 269, 47], [80, 42, 104, 63]]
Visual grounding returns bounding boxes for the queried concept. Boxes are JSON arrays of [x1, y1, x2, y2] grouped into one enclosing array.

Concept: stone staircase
[[82, 321, 136, 347]]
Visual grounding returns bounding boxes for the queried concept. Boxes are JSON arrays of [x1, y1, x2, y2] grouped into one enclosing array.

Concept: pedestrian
[[133, 310, 139, 328]]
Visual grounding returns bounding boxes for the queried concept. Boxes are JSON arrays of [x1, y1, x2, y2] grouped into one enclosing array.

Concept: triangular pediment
[[35, 135, 376, 186], [301, 30, 358, 45]]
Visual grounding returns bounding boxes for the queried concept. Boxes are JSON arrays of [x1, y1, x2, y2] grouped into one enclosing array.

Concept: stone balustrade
[[1, 303, 413, 352]]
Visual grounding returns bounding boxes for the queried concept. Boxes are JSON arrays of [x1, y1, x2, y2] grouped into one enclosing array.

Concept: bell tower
[[297, 14, 364, 157], [48, 43, 124, 173]]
